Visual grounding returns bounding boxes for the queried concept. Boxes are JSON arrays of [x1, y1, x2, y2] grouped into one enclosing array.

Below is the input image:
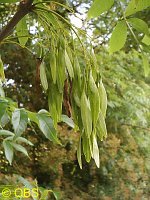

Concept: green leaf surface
[[11, 142, 29, 157], [3, 140, 14, 165], [12, 108, 28, 138], [109, 20, 127, 53], [0, 130, 14, 136], [0, 112, 10, 127], [0, 85, 5, 97], [125, 0, 150, 16], [61, 114, 74, 128], [37, 113, 60, 144], [16, 16, 28, 46], [16, 137, 34, 146], [27, 111, 39, 124], [88, 0, 114, 19], [52, 190, 61, 200], [127, 18, 149, 36], [142, 35, 150, 46], [0, 101, 7, 122]]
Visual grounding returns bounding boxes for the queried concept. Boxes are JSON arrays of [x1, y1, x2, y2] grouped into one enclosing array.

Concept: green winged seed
[[74, 57, 81, 82], [65, 50, 74, 78], [66, 47, 73, 65], [71, 99, 83, 131], [47, 83, 62, 126], [56, 89, 63, 121], [40, 62, 48, 91], [77, 136, 82, 169], [96, 110, 107, 141], [16, 16, 28, 46], [0, 56, 5, 82], [57, 47, 66, 92], [73, 86, 81, 107], [81, 91, 92, 137], [48, 89, 58, 128], [50, 51, 57, 84], [82, 134, 92, 163], [98, 80, 107, 118], [93, 134, 100, 168], [89, 73, 100, 126], [89, 72, 97, 93]]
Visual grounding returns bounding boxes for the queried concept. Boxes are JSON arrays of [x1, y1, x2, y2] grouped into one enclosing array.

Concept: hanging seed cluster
[[34, 4, 107, 168]]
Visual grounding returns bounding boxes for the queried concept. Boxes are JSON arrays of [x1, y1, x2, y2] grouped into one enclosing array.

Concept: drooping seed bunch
[[34, 3, 107, 168]]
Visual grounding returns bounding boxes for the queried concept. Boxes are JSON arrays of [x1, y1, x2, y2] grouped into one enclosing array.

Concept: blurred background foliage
[[0, 0, 150, 199]]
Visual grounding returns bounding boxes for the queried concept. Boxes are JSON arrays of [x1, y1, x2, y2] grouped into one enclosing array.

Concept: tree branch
[[0, 0, 34, 43]]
